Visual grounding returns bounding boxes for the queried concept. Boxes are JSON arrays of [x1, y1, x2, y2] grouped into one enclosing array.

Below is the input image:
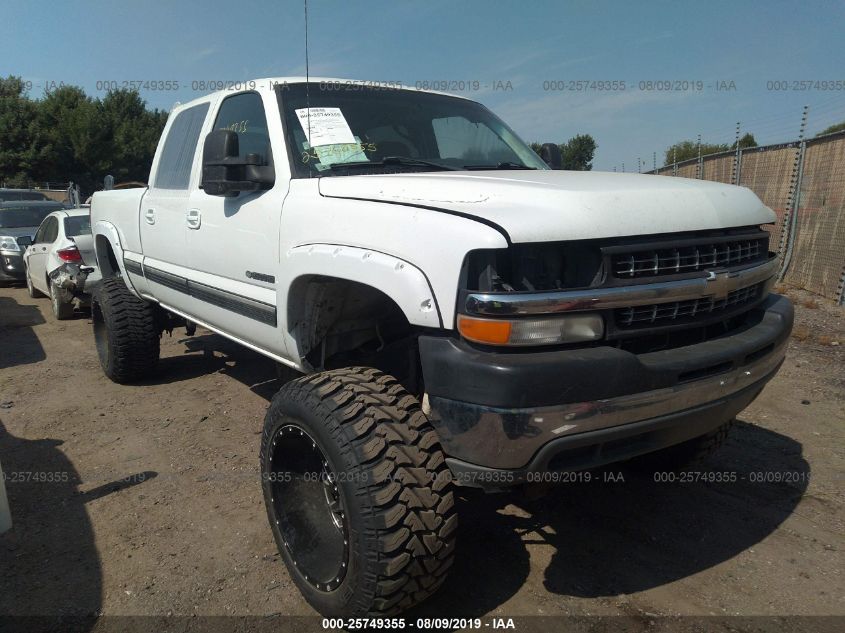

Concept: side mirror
[[539, 143, 562, 169], [201, 129, 274, 197], [16, 235, 33, 248]]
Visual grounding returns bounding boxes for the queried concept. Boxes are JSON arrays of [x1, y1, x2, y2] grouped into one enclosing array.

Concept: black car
[[0, 200, 68, 284]]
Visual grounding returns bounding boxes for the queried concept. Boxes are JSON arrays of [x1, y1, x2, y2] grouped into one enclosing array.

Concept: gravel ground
[[0, 284, 842, 631]]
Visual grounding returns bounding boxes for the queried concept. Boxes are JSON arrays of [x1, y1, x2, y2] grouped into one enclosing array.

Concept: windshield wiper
[[327, 156, 460, 172], [462, 162, 536, 170]]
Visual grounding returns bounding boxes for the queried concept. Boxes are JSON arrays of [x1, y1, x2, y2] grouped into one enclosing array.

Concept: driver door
[[185, 90, 285, 352]]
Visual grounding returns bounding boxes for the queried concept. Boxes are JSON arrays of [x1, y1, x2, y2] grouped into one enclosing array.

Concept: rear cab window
[[154, 103, 210, 190]]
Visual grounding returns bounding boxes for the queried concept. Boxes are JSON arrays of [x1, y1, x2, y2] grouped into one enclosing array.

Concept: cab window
[[213, 92, 271, 163], [154, 102, 210, 190]]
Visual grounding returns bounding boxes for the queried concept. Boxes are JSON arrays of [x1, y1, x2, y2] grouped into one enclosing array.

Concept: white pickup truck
[[90, 78, 792, 617]]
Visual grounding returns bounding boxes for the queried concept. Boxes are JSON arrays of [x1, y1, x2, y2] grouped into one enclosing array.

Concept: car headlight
[[457, 313, 604, 346], [0, 236, 21, 252]]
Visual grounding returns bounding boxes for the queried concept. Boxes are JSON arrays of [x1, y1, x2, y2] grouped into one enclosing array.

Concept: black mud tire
[[49, 281, 75, 320], [92, 277, 160, 383], [261, 367, 457, 617], [26, 269, 45, 298], [631, 420, 734, 471]]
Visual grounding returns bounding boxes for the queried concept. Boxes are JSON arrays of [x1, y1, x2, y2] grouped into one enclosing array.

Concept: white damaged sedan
[[23, 208, 100, 319]]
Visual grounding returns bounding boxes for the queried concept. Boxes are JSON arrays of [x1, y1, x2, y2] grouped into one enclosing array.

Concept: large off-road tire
[[632, 420, 734, 471], [49, 281, 75, 320], [261, 367, 457, 617], [92, 277, 160, 383], [26, 269, 45, 298]]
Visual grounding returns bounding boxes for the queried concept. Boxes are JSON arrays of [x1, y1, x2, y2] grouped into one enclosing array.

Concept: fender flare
[[280, 243, 443, 332], [92, 221, 140, 297]]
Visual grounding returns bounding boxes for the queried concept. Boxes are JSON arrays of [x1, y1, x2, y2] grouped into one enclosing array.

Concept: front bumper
[[0, 252, 26, 281], [420, 294, 793, 485]]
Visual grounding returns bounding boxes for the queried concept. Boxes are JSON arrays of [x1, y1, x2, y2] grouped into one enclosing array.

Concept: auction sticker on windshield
[[295, 107, 356, 147]]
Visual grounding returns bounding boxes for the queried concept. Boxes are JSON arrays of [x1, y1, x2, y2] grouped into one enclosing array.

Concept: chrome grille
[[613, 237, 768, 278], [615, 283, 762, 327]]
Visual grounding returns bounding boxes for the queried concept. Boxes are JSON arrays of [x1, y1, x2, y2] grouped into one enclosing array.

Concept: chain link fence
[[652, 130, 845, 304]]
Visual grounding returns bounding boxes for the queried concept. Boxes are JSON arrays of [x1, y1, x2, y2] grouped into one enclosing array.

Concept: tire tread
[[262, 367, 456, 616], [94, 277, 159, 383]]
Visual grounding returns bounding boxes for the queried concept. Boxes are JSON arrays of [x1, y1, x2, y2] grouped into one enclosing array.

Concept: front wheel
[[92, 277, 160, 383], [261, 367, 457, 617]]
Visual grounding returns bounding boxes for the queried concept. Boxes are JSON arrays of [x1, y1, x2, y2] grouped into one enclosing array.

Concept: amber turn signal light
[[457, 314, 513, 345]]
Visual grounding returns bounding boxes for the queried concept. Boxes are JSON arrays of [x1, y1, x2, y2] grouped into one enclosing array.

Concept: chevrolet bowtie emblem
[[704, 270, 733, 300]]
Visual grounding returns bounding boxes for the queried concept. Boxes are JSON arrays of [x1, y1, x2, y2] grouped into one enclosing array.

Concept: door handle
[[144, 208, 156, 225], [186, 208, 201, 229]]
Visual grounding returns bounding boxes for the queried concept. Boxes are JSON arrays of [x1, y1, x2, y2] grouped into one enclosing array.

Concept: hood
[[318, 170, 775, 243]]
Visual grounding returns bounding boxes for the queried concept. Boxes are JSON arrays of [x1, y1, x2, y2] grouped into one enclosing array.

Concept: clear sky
[[2, 0, 844, 170]]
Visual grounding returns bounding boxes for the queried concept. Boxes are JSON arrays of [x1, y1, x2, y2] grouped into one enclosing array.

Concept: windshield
[[278, 83, 548, 177], [64, 215, 91, 237], [0, 205, 59, 228]]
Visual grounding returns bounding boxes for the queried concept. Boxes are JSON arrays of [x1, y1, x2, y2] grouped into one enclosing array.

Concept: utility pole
[[696, 134, 702, 179], [779, 105, 810, 280], [732, 122, 741, 184]]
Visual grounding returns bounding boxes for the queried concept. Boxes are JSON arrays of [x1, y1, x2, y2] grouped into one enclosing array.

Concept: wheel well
[[287, 275, 422, 393], [95, 235, 120, 278]]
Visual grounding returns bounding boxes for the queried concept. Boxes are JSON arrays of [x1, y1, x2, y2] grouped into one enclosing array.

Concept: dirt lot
[[1, 284, 843, 631]]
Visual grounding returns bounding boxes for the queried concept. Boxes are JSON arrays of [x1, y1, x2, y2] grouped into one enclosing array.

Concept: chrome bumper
[[465, 256, 778, 316], [428, 339, 785, 470]]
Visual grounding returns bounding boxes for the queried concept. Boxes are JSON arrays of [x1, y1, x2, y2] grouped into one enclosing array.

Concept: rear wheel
[[92, 277, 160, 383], [49, 282, 75, 320], [261, 367, 457, 617]]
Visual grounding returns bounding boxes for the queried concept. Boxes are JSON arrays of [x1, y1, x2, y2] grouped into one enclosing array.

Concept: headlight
[[457, 313, 604, 346], [0, 236, 21, 252]]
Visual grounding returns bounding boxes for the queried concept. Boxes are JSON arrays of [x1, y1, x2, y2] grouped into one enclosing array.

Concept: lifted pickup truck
[[89, 78, 792, 617]]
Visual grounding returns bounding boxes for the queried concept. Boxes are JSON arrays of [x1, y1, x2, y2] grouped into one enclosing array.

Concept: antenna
[[304, 0, 311, 175]]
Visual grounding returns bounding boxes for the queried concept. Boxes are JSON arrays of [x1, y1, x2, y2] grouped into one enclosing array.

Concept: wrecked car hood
[[318, 170, 775, 243]]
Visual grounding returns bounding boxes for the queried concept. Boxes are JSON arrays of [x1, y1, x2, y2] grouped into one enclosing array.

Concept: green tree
[[530, 134, 598, 170], [33, 85, 106, 193], [664, 140, 729, 165], [664, 133, 758, 166], [100, 90, 168, 184], [816, 121, 845, 136], [0, 76, 39, 185], [0, 76, 169, 195], [560, 134, 597, 170], [735, 132, 756, 149]]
